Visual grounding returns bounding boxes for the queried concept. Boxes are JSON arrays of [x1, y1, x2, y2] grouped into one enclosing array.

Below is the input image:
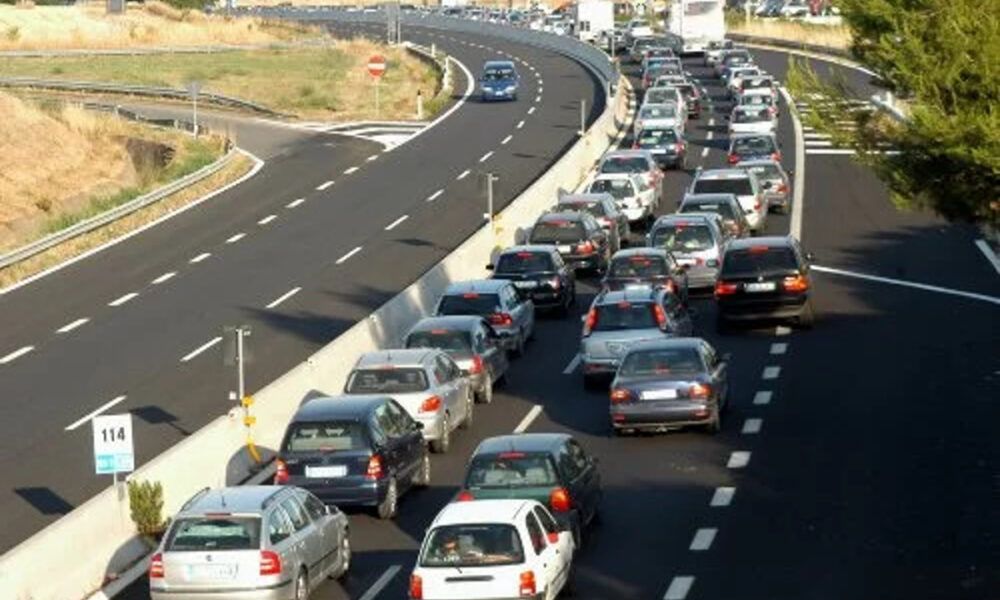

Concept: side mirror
[[486, 263, 495, 271], [547, 532, 560, 544], [415, 422, 425, 430], [805, 252, 816, 262]]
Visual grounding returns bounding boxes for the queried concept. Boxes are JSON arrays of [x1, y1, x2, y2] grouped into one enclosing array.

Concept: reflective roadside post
[[187, 80, 202, 138], [225, 325, 261, 464], [482, 172, 500, 255]]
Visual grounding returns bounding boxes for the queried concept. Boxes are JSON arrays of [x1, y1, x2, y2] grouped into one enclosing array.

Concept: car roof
[[603, 149, 654, 160], [179, 485, 287, 515], [500, 244, 559, 255], [484, 60, 515, 69], [726, 236, 795, 251], [431, 499, 537, 527], [408, 316, 484, 333], [593, 172, 639, 181], [683, 193, 739, 204], [293, 394, 388, 422], [623, 337, 706, 354], [558, 193, 612, 204], [611, 247, 669, 259], [731, 132, 776, 140], [596, 286, 658, 304], [538, 210, 586, 222], [695, 168, 751, 180], [737, 158, 784, 169], [443, 278, 511, 294], [654, 212, 720, 226], [355, 348, 436, 368], [474, 433, 571, 455]]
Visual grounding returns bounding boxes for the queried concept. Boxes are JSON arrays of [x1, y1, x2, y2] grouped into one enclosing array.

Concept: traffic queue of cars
[[148, 41, 816, 600]]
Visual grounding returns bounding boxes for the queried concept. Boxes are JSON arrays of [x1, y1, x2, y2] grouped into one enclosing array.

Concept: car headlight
[[505, 85, 517, 93]]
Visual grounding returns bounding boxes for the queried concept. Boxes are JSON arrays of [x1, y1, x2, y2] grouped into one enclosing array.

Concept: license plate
[[745, 282, 776, 293], [641, 389, 678, 400], [305, 465, 347, 478], [557, 245, 572, 253], [513, 280, 538, 289], [188, 564, 236, 579], [676, 258, 696, 266]]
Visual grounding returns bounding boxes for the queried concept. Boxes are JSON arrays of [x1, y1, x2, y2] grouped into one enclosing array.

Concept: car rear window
[[732, 136, 776, 155], [680, 200, 737, 222], [743, 164, 783, 181], [722, 247, 799, 276], [600, 157, 649, 174], [420, 524, 524, 568], [561, 200, 606, 219], [284, 420, 370, 452], [609, 255, 668, 278], [637, 128, 679, 147], [640, 105, 676, 119], [530, 220, 586, 244], [438, 293, 501, 316], [651, 224, 714, 252], [645, 89, 674, 104], [589, 178, 634, 199], [741, 94, 774, 107], [467, 453, 559, 488], [620, 347, 704, 377], [406, 330, 472, 352], [496, 251, 555, 273], [166, 517, 261, 551], [346, 368, 429, 394], [733, 108, 769, 123], [593, 302, 657, 331], [693, 177, 752, 196]]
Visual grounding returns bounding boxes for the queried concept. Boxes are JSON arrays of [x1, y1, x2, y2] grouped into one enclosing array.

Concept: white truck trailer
[[573, 0, 615, 44], [667, 0, 726, 54]]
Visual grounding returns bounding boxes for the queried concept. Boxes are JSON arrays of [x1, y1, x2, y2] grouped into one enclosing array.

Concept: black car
[[679, 193, 751, 239], [610, 338, 730, 435], [715, 236, 815, 330], [527, 211, 612, 274], [488, 245, 576, 314], [557, 192, 630, 253], [455, 433, 602, 546], [602, 247, 689, 303], [275, 395, 429, 520]]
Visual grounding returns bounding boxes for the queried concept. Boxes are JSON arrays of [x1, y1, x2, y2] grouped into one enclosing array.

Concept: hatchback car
[[610, 338, 730, 435], [715, 236, 816, 329], [634, 102, 684, 133], [588, 173, 656, 224], [489, 245, 576, 313], [715, 49, 752, 77], [704, 39, 735, 66], [597, 149, 664, 194], [689, 168, 767, 232], [527, 211, 612, 274], [727, 133, 781, 165], [410, 499, 574, 600], [633, 126, 687, 170], [275, 396, 429, 519], [679, 193, 751, 239], [602, 247, 689, 302], [455, 433, 602, 546], [647, 214, 727, 289], [436, 279, 536, 356], [644, 85, 684, 107], [738, 89, 779, 116], [479, 60, 519, 101], [580, 285, 693, 387], [404, 316, 509, 405], [727, 105, 777, 136], [738, 158, 792, 213], [150, 486, 350, 600], [557, 192, 629, 253]]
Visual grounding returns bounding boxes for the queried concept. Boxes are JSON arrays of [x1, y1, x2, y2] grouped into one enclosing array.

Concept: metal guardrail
[[726, 32, 851, 58]]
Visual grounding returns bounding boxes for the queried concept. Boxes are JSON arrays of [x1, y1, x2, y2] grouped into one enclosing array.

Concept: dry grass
[[0, 153, 253, 289], [0, 1, 320, 51], [728, 18, 852, 50]]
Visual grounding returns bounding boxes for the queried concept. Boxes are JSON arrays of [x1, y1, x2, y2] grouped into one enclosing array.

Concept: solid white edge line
[[975, 240, 1000, 276], [108, 292, 138, 307], [457, 169, 470, 181], [385, 215, 409, 231], [265, 287, 301, 309], [513, 405, 543, 433], [753, 391, 773, 405], [780, 86, 806, 240], [189, 252, 211, 264], [0, 345, 34, 364], [258, 215, 277, 225], [664, 575, 695, 600], [710, 487, 735, 507], [742, 418, 763, 434], [479, 151, 494, 163], [404, 54, 474, 146], [727, 451, 751, 468], [562, 353, 581, 375], [151, 271, 176, 284], [811, 265, 1000, 305], [180, 336, 223, 363], [357, 565, 402, 600], [0, 149, 265, 297], [57, 318, 90, 334], [225, 233, 246, 244], [689, 528, 717, 551], [287, 198, 306, 208], [64, 394, 127, 431], [336, 246, 363, 265], [426, 189, 444, 202], [315, 180, 334, 191]]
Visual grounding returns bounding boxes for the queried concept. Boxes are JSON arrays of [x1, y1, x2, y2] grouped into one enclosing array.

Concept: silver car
[[647, 213, 728, 289], [738, 158, 792, 214], [345, 349, 473, 453], [404, 316, 510, 405], [633, 102, 684, 134], [580, 285, 693, 389], [435, 279, 535, 357], [150, 486, 349, 600], [689, 168, 768, 233]]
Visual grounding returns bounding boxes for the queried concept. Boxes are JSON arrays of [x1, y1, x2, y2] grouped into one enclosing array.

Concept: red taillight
[[519, 570, 537, 597], [610, 388, 633, 404], [727, 153, 739, 164], [665, 278, 676, 293], [469, 355, 484, 374], [782, 274, 809, 292], [149, 553, 164, 579], [576, 240, 596, 255], [274, 459, 289, 484], [260, 550, 282, 576], [548, 276, 561, 289], [456, 490, 475, 502], [419, 395, 442, 413], [771, 152, 782, 162], [689, 383, 711, 399], [754, 200, 762, 210], [549, 487, 572, 512], [776, 183, 788, 193], [714, 281, 738, 297], [653, 304, 668, 328], [583, 308, 598, 335], [675, 143, 684, 153], [632, 141, 639, 149], [366, 454, 384, 480], [410, 574, 424, 599], [489, 312, 513, 326]]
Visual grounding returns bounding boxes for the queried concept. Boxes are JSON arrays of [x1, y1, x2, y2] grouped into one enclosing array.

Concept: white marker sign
[[92, 413, 134, 475]]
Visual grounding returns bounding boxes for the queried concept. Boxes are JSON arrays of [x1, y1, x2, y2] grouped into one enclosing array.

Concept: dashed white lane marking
[[367, 154, 379, 162], [181, 336, 222, 362], [189, 252, 211, 264], [710, 487, 736, 507], [64, 394, 126, 431], [265, 287, 301, 309], [336, 246, 362, 265], [456, 169, 471, 181], [770, 342, 788, 355], [385, 215, 409, 231], [479, 151, 494, 163], [534, 95, 541, 102], [539, 87, 544, 94], [357, 565, 402, 600], [152, 271, 176, 284], [763, 366, 781, 380], [701, 147, 710, 157], [426, 189, 444, 202], [776, 325, 792, 336], [226, 233, 246, 244], [812, 264, 1000, 305], [0, 345, 34, 364], [562, 353, 581, 374], [975, 239, 1000, 275], [258, 214, 277, 226], [753, 391, 773, 405], [706, 130, 714, 140], [316, 180, 334, 191], [287, 198, 306, 209], [528, 106, 536, 115], [664, 575, 695, 600], [742, 418, 763, 434], [517, 120, 525, 129], [514, 405, 543, 433], [501, 134, 513, 145], [108, 292, 138, 307], [727, 451, 751, 468], [689, 528, 717, 551], [539, 78, 544, 85], [57, 318, 89, 334], [344, 166, 359, 175]]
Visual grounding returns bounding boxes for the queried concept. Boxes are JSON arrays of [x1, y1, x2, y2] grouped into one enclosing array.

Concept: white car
[[738, 88, 780, 117], [689, 168, 768, 233], [704, 39, 734, 66], [634, 102, 684, 135], [728, 105, 777, 135], [588, 173, 657, 223], [644, 85, 685, 110], [410, 499, 575, 600], [727, 66, 763, 96]]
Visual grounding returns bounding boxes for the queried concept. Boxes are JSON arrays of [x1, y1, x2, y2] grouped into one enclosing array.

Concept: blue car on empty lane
[[479, 60, 520, 101]]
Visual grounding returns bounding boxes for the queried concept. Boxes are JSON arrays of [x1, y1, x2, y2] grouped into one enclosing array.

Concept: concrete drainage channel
[[0, 24, 626, 600]]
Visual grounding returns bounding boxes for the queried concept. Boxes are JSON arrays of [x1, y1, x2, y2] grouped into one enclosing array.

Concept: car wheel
[[797, 299, 816, 329], [460, 394, 474, 429], [413, 450, 431, 488], [295, 569, 308, 600], [513, 330, 527, 357], [706, 409, 722, 434], [496, 368, 509, 387], [430, 415, 450, 453], [376, 477, 398, 519], [477, 374, 494, 404], [562, 563, 578, 596], [332, 533, 351, 579], [571, 517, 583, 548]]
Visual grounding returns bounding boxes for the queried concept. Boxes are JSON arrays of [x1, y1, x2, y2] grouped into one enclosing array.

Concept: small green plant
[[34, 198, 52, 213], [6, 26, 21, 42], [127, 480, 167, 539]]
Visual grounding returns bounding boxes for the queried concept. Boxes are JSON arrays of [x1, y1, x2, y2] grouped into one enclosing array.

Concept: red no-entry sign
[[367, 54, 387, 78]]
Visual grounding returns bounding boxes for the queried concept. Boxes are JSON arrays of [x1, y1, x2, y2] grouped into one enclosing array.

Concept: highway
[[115, 20, 1000, 600]]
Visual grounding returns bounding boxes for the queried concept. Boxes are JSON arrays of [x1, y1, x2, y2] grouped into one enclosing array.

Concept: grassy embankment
[[725, 14, 852, 50]]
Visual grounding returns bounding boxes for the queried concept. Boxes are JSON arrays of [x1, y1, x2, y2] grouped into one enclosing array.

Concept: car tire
[[797, 299, 816, 329], [413, 450, 431, 488], [496, 368, 510, 387], [706, 409, 722, 434], [460, 394, 474, 429], [513, 330, 527, 357], [332, 533, 351, 580], [294, 569, 308, 600], [562, 563, 578, 596], [430, 415, 451, 453], [376, 477, 398, 519], [570, 517, 583, 549], [477, 374, 494, 403]]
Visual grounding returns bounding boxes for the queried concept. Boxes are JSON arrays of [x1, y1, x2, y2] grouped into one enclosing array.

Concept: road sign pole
[[192, 92, 198, 138], [375, 79, 381, 119], [236, 327, 245, 401]]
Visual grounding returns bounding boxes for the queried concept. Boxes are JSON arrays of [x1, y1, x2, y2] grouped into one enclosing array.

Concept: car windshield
[[601, 157, 649, 174], [589, 178, 635, 199], [467, 453, 559, 488], [681, 200, 737, 222], [743, 164, 783, 181], [593, 302, 657, 331], [530, 220, 586, 244], [438, 293, 501, 316], [645, 89, 674, 104], [166, 517, 261, 551], [346, 368, 429, 394], [733, 108, 769, 123], [693, 177, 753, 196], [641, 105, 676, 119], [652, 224, 714, 252], [637, 128, 678, 147], [722, 247, 799, 276], [733, 137, 776, 155], [407, 330, 472, 352], [284, 420, 369, 452], [483, 68, 514, 81], [496, 251, 555, 273], [420, 524, 525, 568], [619, 347, 704, 377]]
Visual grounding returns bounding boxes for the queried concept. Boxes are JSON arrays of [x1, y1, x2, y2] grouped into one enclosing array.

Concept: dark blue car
[[480, 60, 520, 101]]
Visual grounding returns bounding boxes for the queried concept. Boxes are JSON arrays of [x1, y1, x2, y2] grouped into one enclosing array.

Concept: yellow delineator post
[[242, 395, 262, 464]]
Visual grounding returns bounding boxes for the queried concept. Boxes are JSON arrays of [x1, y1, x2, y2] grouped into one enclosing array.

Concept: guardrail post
[[417, 89, 424, 120]]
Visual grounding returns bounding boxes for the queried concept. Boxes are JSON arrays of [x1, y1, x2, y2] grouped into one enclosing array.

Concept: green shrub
[[127, 480, 167, 538]]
